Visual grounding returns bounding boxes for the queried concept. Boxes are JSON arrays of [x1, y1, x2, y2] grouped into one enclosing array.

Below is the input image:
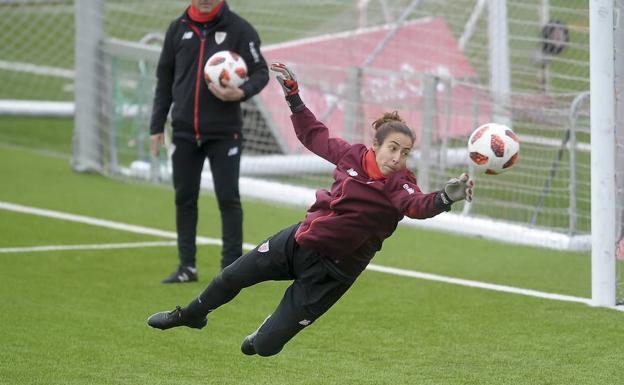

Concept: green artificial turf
[[1, 117, 623, 385]]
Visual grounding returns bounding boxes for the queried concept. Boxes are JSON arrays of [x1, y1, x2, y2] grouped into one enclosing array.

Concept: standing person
[[150, 0, 269, 283], [147, 63, 474, 355]]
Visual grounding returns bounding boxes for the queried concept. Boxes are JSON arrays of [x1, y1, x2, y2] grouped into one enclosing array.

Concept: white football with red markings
[[203, 50, 248, 88], [467, 123, 520, 175]]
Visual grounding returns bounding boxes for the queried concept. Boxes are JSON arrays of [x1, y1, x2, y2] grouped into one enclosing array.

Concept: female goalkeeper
[[147, 63, 475, 356]]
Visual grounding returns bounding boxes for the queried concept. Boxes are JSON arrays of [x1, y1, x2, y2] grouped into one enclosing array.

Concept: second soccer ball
[[467, 123, 520, 175], [204, 50, 248, 88]]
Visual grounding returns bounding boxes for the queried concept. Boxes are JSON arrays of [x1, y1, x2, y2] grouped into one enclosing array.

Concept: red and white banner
[[260, 17, 492, 153]]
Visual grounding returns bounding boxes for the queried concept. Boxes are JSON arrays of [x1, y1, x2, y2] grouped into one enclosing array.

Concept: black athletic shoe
[[161, 265, 197, 284], [241, 315, 270, 355], [147, 306, 207, 330], [240, 333, 257, 355]]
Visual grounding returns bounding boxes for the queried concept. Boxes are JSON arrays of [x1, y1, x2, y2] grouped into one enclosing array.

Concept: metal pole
[[540, 0, 551, 94], [590, 0, 616, 307], [459, 0, 487, 51], [103, 44, 117, 173], [488, 0, 511, 127], [344, 67, 363, 144], [419, 74, 437, 192], [568, 91, 590, 235], [462, 86, 480, 216], [440, 77, 451, 177], [73, 0, 104, 172], [613, 0, 624, 305]]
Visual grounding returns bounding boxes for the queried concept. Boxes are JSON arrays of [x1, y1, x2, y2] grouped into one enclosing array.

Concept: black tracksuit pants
[[184, 223, 353, 356], [172, 136, 243, 269]]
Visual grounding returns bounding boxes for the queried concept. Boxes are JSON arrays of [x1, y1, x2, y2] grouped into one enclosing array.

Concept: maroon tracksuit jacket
[[291, 107, 451, 278]]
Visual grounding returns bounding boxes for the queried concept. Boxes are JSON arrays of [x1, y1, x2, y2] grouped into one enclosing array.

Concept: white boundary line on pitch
[[1, 200, 622, 312], [0, 201, 257, 250], [0, 241, 179, 253], [0, 240, 222, 254]]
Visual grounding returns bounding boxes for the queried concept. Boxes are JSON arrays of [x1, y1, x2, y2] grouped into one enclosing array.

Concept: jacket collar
[[182, 1, 229, 26], [187, 1, 224, 23], [362, 148, 387, 180]]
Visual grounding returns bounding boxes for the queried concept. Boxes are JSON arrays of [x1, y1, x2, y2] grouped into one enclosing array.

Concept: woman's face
[[191, 0, 221, 12], [373, 132, 413, 176]]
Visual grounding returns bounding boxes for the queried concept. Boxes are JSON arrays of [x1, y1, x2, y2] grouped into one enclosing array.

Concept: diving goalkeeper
[[147, 62, 475, 356]]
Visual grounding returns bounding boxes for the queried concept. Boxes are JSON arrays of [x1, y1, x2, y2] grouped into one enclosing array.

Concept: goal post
[[616, 0, 624, 306], [590, 0, 616, 307]]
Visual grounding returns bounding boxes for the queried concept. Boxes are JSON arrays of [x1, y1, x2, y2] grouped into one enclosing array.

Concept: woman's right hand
[[270, 62, 299, 97]]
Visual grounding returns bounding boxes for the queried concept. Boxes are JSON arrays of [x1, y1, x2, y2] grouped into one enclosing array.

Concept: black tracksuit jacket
[[150, 2, 269, 141]]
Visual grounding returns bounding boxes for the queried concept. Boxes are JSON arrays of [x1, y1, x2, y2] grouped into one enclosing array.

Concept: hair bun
[[371, 110, 405, 130]]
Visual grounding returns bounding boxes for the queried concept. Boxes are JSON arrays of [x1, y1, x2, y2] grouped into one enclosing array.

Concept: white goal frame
[[590, 0, 616, 307]]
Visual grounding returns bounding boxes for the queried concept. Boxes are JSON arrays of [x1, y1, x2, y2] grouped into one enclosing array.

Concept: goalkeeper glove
[[270, 62, 299, 96], [442, 173, 474, 203], [270, 62, 304, 112]]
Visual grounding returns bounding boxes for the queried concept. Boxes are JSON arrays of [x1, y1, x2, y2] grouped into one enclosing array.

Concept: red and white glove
[[443, 173, 475, 203], [270, 62, 299, 96]]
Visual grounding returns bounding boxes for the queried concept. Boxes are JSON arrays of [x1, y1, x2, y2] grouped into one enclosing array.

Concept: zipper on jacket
[[188, 24, 205, 145]]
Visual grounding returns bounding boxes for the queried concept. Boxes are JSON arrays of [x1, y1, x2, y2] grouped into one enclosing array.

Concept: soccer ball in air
[[204, 50, 248, 88], [467, 123, 520, 175]]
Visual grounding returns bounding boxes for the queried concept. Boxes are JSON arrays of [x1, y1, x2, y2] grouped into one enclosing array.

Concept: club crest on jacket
[[215, 31, 226, 44]]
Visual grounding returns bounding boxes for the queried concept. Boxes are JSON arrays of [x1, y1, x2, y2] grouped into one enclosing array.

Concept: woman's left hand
[[444, 173, 475, 202]]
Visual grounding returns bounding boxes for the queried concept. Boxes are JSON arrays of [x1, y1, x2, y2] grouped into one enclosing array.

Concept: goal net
[[0, 0, 622, 304], [97, 0, 595, 245]]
